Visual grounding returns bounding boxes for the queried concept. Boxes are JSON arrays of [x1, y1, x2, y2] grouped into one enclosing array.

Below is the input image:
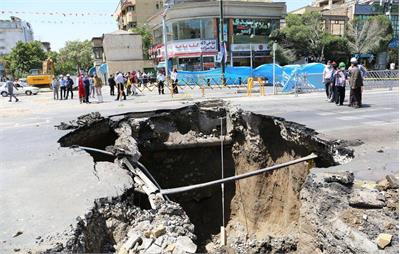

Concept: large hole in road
[[57, 101, 353, 252]]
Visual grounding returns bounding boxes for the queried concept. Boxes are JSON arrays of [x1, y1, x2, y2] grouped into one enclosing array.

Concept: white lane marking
[[318, 121, 396, 132], [362, 121, 392, 126], [316, 112, 336, 116], [336, 116, 362, 120]]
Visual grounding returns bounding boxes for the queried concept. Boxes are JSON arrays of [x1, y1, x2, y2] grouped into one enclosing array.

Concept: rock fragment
[[349, 189, 386, 209], [386, 175, 399, 189], [324, 171, 354, 185], [376, 233, 392, 249], [173, 236, 197, 254]]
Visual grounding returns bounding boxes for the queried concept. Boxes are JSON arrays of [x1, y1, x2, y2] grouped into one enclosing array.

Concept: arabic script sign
[[233, 18, 277, 36], [231, 44, 269, 52], [172, 39, 217, 54]]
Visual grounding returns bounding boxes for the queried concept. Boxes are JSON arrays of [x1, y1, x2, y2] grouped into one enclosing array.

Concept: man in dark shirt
[[108, 74, 116, 96], [65, 74, 74, 99]]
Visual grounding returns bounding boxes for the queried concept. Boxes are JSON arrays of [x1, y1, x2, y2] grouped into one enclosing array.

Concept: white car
[[0, 82, 39, 97]]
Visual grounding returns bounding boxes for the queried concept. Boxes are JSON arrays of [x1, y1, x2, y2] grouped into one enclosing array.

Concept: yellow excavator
[[26, 58, 54, 87]]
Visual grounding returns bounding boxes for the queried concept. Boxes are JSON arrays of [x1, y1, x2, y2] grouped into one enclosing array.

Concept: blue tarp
[[177, 63, 326, 91]]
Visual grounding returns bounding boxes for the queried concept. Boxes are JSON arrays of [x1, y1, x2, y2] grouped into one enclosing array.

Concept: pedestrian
[[333, 62, 347, 106], [94, 74, 103, 103], [329, 61, 337, 102], [60, 75, 66, 100], [348, 57, 364, 108], [78, 74, 85, 104], [171, 68, 179, 94], [52, 76, 60, 100], [136, 70, 142, 87], [108, 74, 116, 96], [126, 72, 132, 96], [89, 75, 95, 98], [115, 72, 126, 101], [131, 71, 138, 95], [65, 74, 74, 99], [157, 70, 165, 95], [322, 60, 334, 100], [6, 77, 19, 102], [83, 75, 91, 103]]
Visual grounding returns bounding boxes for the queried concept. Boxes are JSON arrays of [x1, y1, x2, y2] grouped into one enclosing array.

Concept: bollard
[[247, 77, 254, 96], [258, 77, 265, 96]]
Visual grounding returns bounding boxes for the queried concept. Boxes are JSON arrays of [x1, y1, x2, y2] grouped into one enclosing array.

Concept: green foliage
[[324, 35, 351, 64], [388, 48, 399, 65], [5, 41, 47, 78], [346, 15, 393, 54], [272, 43, 296, 65], [130, 26, 153, 60], [282, 13, 329, 58], [57, 40, 93, 75]]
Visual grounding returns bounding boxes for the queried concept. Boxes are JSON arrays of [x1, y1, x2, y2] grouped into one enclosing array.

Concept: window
[[127, 6, 135, 12], [128, 22, 137, 29], [170, 19, 216, 41], [232, 18, 279, 43]]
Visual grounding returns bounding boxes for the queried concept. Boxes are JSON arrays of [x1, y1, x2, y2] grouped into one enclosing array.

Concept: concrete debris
[[152, 225, 166, 238], [349, 189, 386, 209], [174, 236, 197, 254], [324, 171, 355, 185], [376, 233, 392, 249], [386, 175, 399, 189], [56, 112, 104, 130]]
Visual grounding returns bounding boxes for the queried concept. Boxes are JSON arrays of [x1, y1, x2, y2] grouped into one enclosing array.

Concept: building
[[114, 0, 164, 30], [0, 16, 34, 56], [147, 0, 286, 71], [91, 30, 154, 75], [41, 42, 51, 52]]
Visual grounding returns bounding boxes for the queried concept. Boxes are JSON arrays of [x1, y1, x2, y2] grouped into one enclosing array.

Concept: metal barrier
[[128, 69, 398, 96]]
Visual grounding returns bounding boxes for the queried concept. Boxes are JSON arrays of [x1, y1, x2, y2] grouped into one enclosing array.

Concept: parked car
[[0, 82, 40, 97]]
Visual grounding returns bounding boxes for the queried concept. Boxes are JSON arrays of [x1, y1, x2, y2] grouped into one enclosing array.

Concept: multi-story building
[[147, 0, 286, 71], [114, 0, 164, 30], [0, 16, 34, 56]]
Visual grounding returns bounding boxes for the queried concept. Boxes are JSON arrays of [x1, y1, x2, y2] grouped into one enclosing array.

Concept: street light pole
[[272, 42, 277, 95], [162, 6, 169, 94], [219, 0, 225, 85]]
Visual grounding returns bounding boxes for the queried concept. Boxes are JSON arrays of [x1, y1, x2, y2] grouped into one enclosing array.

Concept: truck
[[26, 58, 54, 87]]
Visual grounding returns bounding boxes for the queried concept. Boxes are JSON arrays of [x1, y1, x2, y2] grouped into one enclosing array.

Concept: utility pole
[[162, 5, 170, 94], [219, 0, 225, 85], [273, 42, 277, 95]]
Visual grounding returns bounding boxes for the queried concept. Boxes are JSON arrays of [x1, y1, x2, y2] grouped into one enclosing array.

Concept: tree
[[57, 40, 93, 75], [346, 15, 392, 55], [5, 41, 47, 78], [324, 35, 351, 65], [281, 12, 330, 59], [130, 26, 153, 60]]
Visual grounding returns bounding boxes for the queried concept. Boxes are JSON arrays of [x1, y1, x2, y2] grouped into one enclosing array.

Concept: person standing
[[333, 62, 347, 106], [78, 75, 86, 104], [171, 68, 178, 94], [131, 71, 138, 95], [60, 75, 66, 100], [126, 72, 132, 96], [89, 75, 95, 98], [108, 74, 116, 96], [6, 77, 19, 102], [115, 72, 126, 101], [94, 74, 103, 103], [52, 76, 60, 100], [65, 74, 74, 99], [348, 58, 364, 108], [322, 60, 334, 100], [329, 62, 338, 103], [83, 75, 91, 103], [157, 70, 165, 95]]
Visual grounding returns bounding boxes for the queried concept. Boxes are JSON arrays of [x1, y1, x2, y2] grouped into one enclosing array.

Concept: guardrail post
[[247, 77, 254, 96]]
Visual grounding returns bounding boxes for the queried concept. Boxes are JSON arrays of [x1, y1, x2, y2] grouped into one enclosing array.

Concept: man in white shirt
[[322, 60, 334, 100], [115, 72, 126, 101], [157, 70, 165, 95]]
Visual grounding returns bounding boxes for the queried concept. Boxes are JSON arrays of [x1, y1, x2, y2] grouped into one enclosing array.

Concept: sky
[[1, 0, 311, 51]]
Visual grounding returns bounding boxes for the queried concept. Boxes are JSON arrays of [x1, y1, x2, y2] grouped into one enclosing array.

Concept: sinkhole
[[58, 101, 353, 252]]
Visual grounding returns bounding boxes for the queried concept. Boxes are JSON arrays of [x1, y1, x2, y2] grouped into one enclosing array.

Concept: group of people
[[156, 69, 179, 95], [51, 74, 75, 100], [323, 57, 367, 108]]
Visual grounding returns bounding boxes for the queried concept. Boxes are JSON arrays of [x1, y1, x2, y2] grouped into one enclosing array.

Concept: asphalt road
[[0, 86, 398, 252]]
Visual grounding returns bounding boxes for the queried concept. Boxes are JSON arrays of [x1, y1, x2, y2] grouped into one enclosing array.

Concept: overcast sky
[[0, 0, 311, 51]]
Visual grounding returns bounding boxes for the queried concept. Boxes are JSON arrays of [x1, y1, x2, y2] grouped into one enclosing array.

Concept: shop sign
[[155, 39, 218, 59], [231, 44, 269, 52], [233, 19, 275, 36], [172, 39, 217, 54]]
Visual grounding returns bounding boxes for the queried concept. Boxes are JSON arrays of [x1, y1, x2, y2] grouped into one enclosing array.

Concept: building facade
[[0, 16, 34, 56], [91, 30, 154, 75], [114, 0, 164, 30], [148, 0, 286, 71]]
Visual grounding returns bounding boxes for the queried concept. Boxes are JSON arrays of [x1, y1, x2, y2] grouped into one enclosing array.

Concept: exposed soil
[[52, 101, 398, 253]]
